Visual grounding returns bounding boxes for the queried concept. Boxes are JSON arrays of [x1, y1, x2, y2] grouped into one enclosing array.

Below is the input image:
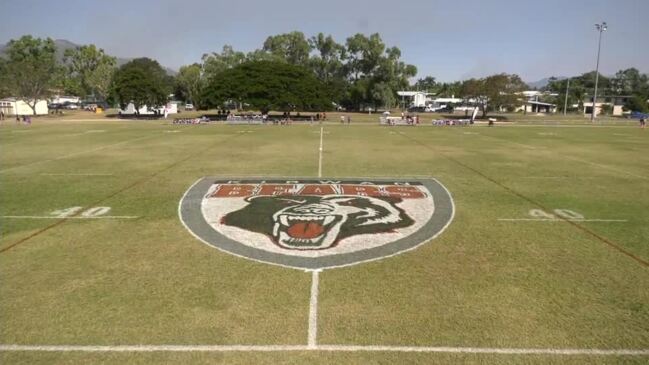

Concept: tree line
[[1, 34, 647, 115]]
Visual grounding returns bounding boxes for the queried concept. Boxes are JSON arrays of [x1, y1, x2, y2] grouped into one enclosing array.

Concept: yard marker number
[[498, 209, 626, 222], [2, 206, 139, 220]]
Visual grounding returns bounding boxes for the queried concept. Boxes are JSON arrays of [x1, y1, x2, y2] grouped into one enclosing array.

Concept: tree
[[414, 76, 437, 92], [202, 45, 247, 81], [201, 61, 331, 114], [176, 63, 204, 106], [341, 33, 417, 110], [109, 58, 172, 112], [460, 74, 526, 117], [63, 44, 117, 99], [308, 33, 345, 83], [262, 31, 311, 66], [1, 35, 61, 114], [624, 95, 649, 113]]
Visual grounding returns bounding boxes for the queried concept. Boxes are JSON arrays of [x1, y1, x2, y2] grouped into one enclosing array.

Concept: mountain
[[0, 39, 177, 76], [526, 77, 567, 90]]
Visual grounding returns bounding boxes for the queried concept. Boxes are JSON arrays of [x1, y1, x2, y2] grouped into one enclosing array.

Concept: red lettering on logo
[[258, 184, 297, 196], [384, 186, 425, 199], [211, 184, 256, 197], [340, 185, 381, 197], [299, 184, 337, 195]]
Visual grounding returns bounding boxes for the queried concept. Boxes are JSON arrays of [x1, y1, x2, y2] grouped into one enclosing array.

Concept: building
[[119, 102, 178, 115], [514, 91, 557, 114], [50, 95, 80, 105], [582, 95, 631, 117], [397, 91, 464, 110], [0, 98, 49, 116]]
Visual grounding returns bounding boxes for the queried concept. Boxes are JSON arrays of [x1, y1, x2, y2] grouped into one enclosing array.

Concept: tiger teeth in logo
[[179, 178, 454, 270]]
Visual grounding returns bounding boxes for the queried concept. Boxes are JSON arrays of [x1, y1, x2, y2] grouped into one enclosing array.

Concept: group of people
[[432, 119, 471, 126], [172, 116, 209, 125]]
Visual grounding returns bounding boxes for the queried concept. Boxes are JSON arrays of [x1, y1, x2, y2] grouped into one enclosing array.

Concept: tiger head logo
[[221, 195, 414, 250]]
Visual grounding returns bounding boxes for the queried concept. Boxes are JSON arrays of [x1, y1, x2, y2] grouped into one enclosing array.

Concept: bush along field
[[1, 117, 648, 364]]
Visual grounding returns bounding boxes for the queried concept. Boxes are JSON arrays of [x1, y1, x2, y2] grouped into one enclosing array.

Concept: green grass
[[1, 116, 648, 364]]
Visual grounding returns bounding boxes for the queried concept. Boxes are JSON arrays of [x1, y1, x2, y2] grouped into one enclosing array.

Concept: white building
[[119, 102, 178, 115], [397, 91, 463, 109], [0, 98, 49, 116], [582, 96, 630, 117], [50, 95, 80, 104]]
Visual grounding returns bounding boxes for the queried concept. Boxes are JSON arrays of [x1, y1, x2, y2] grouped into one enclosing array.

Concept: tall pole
[[591, 22, 607, 122], [563, 78, 570, 116]]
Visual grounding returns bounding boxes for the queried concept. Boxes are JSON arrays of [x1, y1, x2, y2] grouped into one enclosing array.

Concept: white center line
[[307, 270, 321, 348], [0, 344, 647, 356], [318, 126, 324, 178]]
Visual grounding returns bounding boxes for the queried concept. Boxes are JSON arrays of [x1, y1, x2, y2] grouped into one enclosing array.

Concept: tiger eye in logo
[[179, 178, 454, 270]]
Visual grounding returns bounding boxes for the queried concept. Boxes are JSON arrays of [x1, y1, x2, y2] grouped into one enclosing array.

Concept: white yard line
[[0, 135, 155, 173], [0, 344, 647, 356], [497, 218, 627, 222], [1, 216, 139, 220], [318, 126, 324, 178], [307, 270, 321, 348]]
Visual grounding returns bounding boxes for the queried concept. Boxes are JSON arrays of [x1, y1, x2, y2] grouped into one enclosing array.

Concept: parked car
[[62, 101, 79, 110], [185, 103, 194, 111]]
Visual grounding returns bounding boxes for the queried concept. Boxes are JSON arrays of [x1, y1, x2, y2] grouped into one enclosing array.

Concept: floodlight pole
[[591, 22, 607, 122], [563, 78, 570, 116]]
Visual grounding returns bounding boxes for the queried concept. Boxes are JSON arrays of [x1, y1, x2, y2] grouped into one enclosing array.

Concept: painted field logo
[[179, 178, 454, 270]]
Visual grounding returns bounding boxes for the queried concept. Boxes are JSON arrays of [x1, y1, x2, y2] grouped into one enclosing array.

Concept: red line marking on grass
[[395, 132, 649, 269], [0, 133, 243, 254]]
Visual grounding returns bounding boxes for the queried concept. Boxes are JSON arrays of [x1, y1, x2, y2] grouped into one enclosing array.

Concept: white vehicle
[[185, 103, 194, 111], [425, 104, 448, 112]]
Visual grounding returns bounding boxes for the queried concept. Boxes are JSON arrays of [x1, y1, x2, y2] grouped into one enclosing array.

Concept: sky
[[1, 0, 647, 83]]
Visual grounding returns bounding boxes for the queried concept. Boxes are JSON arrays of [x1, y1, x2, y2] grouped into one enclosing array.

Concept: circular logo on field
[[179, 178, 454, 270]]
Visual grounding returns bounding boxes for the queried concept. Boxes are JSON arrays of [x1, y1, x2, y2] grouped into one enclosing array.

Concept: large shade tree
[[109, 58, 172, 112], [63, 44, 117, 100], [1, 35, 61, 114], [201, 61, 332, 114]]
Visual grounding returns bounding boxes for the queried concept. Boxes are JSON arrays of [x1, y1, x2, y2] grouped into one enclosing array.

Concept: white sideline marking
[[497, 218, 627, 222], [41, 173, 113, 176], [318, 127, 324, 178], [0, 344, 647, 356], [1, 216, 139, 220], [163, 130, 181, 133], [0, 135, 155, 173], [307, 270, 320, 348]]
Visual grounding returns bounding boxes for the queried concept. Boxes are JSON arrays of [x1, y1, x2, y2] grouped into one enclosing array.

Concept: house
[[582, 95, 631, 117], [0, 98, 49, 116], [514, 91, 557, 113]]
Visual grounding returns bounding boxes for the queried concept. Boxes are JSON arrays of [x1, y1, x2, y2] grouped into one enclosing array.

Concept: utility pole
[[563, 78, 570, 116], [591, 21, 607, 122]]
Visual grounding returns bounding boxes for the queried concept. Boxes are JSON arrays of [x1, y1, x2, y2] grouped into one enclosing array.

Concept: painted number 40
[[529, 209, 584, 220], [51, 206, 111, 218]]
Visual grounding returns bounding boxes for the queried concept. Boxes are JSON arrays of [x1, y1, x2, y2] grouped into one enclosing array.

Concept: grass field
[[1, 114, 648, 364]]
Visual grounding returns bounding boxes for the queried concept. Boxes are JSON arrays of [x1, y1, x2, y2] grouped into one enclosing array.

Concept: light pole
[[591, 21, 607, 122], [563, 78, 570, 116]]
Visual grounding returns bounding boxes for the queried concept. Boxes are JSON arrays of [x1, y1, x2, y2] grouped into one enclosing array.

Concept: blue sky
[[1, 0, 647, 82]]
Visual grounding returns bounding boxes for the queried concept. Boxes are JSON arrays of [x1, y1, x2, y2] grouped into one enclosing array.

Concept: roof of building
[[526, 100, 556, 106]]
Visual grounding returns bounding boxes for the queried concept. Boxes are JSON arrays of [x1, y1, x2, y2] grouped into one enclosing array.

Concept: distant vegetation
[[0, 33, 647, 114]]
